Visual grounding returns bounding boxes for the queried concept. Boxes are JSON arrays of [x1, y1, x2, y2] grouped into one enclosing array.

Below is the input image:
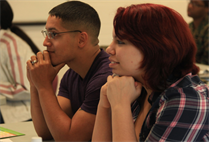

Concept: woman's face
[[106, 30, 145, 84]]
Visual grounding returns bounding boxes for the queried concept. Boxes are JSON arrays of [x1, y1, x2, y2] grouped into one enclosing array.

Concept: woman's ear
[[78, 32, 88, 48]]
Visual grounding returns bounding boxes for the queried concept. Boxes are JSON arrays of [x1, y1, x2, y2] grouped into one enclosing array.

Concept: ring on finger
[[112, 73, 119, 78], [31, 60, 38, 65]]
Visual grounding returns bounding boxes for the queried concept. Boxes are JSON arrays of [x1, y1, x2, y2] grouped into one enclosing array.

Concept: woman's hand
[[99, 82, 111, 109], [106, 75, 142, 108]]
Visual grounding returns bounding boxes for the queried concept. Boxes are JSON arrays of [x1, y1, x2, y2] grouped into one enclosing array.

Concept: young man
[[187, 0, 209, 65], [26, 1, 112, 141]]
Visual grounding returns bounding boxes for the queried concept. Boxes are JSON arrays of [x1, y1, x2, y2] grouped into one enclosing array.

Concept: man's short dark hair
[[49, 1, 101, 44]]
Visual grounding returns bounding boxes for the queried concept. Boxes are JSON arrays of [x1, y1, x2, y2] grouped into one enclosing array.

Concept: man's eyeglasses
[[41, 30, 82, 39], [188, 0, 205, 7]]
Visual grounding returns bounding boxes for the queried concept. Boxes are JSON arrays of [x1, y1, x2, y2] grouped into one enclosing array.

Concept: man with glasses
[[26, 1, 112, 141], [187, 0, 209, 65]]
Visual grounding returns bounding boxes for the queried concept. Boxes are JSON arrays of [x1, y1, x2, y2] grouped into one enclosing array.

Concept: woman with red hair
[[92, 3, 209, 141]]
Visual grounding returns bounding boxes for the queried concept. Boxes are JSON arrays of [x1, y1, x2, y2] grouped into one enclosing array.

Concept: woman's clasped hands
[[99, 74, 143, 109]]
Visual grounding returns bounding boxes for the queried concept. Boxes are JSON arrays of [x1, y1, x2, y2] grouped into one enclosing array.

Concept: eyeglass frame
[[188, 0, 206, 8], [41, 30, 82, 39]]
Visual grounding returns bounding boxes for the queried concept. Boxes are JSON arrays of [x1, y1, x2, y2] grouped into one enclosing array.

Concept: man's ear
[[78, 32, 88, 48]]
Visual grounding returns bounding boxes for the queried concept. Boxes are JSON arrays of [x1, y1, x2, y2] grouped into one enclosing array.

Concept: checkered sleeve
[[145, 85, 209, 142]]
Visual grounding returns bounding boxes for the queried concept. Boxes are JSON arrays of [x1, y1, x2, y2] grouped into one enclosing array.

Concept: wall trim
[[13, 22, 46, 26]]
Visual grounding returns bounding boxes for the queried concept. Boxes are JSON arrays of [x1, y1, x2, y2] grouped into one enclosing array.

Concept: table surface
[[0, 121, 38, 142]]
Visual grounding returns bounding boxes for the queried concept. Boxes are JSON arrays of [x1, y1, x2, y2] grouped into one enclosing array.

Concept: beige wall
[[8, 0, 192, 48], [7, 0, 193, 94]]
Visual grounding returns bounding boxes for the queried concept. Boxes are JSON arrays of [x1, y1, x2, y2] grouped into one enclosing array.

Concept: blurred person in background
[[187, 0, 209, 65], [0, 0, 56, 124]]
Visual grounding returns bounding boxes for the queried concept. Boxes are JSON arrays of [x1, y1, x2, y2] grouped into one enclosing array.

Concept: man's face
[[187, 0, 208, 19], [42, 15, 80, 66]]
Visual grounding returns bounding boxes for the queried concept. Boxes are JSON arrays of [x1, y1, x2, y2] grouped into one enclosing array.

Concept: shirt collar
[[148, 73, 193, 105], [0, 29, 11, 37]]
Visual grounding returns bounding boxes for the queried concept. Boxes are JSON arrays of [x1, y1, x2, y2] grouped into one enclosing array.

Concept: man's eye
[[195, 3, 201, 6], [52, 32, 58, 37]]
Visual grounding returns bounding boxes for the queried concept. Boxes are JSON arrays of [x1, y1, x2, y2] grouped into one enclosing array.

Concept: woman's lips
[[109, 61, 119, 68]]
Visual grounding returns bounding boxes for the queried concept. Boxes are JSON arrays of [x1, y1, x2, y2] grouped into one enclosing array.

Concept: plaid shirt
[[132, 73, 209, 141], [189, 15, 209, 65]]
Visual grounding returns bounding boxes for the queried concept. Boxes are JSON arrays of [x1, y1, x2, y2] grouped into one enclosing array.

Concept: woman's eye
[[117, 40, 125, 45]]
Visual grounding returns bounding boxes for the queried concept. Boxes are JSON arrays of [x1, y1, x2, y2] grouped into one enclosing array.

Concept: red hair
[[114, 4, 199, 91]]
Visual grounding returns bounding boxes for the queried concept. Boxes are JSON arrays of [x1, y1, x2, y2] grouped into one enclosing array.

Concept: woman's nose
[[106, 42, 115, 55]]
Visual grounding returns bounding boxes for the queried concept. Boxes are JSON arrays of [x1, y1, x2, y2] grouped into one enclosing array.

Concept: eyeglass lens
[[41, 31, 53, 39]]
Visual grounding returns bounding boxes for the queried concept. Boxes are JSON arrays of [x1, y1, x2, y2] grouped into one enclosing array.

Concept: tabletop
[[0, 121, 38, 142]]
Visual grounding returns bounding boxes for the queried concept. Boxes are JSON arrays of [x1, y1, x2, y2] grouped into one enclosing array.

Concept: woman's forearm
[[92, 103, 112, 142], [111, 104, 137, 142]]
